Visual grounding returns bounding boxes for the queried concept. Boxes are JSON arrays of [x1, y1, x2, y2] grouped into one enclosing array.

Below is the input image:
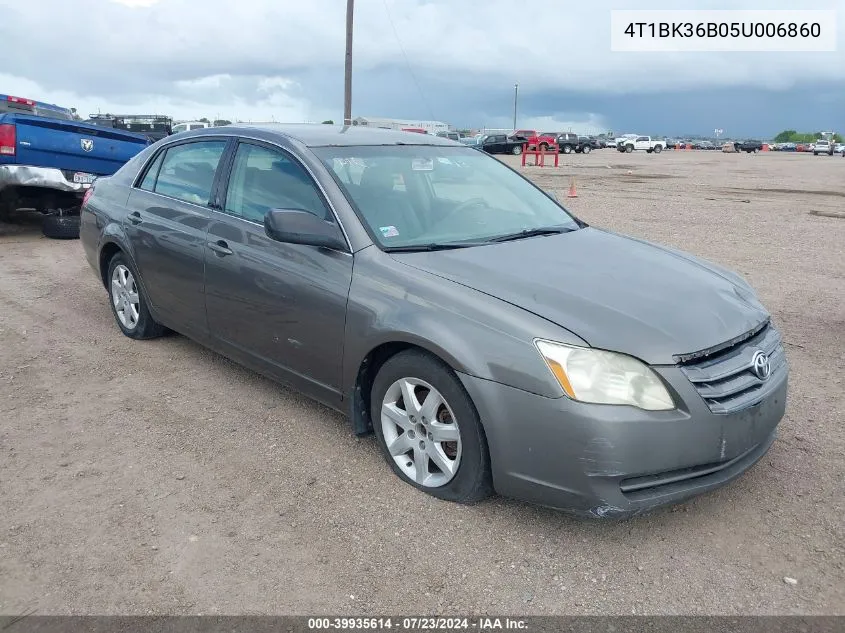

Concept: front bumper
[[459, 365, 787, 519], [0, 165, 92, 194]]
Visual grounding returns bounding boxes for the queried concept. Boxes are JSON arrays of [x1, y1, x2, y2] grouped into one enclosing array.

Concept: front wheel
[[625, 145, 633, 153], [371, 350, 492, 504], [511, 145, 522, 155], [107, 253, 166, 340], [539, 142, 548, 151]]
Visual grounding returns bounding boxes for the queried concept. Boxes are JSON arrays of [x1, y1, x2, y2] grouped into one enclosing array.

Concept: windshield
[[313, 145, 580, 249]]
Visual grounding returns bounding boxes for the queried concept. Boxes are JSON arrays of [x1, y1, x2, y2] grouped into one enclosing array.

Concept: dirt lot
[[1, 149, 843, 616]]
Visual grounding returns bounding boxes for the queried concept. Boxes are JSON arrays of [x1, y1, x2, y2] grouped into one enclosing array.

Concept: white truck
[[617, 135, 665, 153]]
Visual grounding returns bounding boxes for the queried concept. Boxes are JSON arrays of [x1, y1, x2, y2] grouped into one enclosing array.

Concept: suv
[[813, 140, 834, 156], [436, 131, 463, 142]]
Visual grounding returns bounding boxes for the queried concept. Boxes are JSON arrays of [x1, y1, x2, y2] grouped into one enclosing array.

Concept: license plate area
[[73, 172, 96, 185]]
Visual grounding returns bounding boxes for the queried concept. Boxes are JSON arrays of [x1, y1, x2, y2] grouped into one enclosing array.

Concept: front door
[[124, 138, 229, 337], [204, 140, 353, 405]]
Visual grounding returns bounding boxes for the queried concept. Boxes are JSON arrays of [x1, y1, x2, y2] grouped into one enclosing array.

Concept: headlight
[[534, 340, 674, 411]]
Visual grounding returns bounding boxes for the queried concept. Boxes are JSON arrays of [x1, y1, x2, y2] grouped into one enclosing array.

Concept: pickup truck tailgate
[[3, 114, 151, 175]]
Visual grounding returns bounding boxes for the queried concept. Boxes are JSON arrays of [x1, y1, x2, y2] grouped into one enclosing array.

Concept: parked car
[[479, 133, 525, 155], [697, 141, 716, 150], [617, 136, 666, 153], [172, 121, 214, 134], [435, 131, 464, 142], [0, 93, 152, 238], [519, 132, 556, 151], [80, 124, 788, 518], [734, 140, 763, 153], [834, 142, 845, 156], [605, 139, 618, 148], [812, 140, 834, 156], [551, 133, 590, 154]]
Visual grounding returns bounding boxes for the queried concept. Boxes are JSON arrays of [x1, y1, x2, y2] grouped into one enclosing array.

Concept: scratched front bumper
[[458, 367, 787, 518]]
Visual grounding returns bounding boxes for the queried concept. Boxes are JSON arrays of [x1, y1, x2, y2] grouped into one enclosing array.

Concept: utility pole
[[344, 0, 354, 126], [512, 83, 518, 130]]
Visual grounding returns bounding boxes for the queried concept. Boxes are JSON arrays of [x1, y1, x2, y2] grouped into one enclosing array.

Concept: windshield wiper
[[383, 242, 483, 252], [486, 226, 574, 243]]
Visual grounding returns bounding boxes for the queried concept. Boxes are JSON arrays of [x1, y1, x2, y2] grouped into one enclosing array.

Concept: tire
[[539, 143, 548, 151], [42, 213, 80, 239], [653, 145, 662, 154], [625, 145, 633, 153], [511, 145, 522, 155], [370, 350, 493, 504], [562, 145, 572, 154], [813, 152, 818, 156], [582, 145, 591, 154], [106, 252, 166, 340]]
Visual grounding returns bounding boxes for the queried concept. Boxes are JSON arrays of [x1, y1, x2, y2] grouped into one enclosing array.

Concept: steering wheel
[[449, 197, 488, 216]]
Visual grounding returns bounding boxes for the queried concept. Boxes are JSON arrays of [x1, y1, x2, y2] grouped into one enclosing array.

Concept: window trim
[[212, 138, 352, 253]]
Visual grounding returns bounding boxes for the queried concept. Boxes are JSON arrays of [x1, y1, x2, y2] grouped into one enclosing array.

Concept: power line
[[381, 0, 437, 121]]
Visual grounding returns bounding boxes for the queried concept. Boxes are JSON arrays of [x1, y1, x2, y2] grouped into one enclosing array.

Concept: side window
[[637, 136, 649, 142], [154, 140, 227, 205], [138, 151, 165, 191], [224, 143, 331, 223]]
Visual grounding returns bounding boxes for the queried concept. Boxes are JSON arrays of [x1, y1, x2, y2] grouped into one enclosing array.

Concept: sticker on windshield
[[411, 158, 434, 171], [379, 225, 399, 238]]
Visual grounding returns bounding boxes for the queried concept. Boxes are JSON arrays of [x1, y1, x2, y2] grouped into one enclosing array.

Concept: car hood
[[389, 227, 769, 365]]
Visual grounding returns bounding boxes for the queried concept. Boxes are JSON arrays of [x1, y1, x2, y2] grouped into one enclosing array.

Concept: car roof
[[178, 123, 461, 147]]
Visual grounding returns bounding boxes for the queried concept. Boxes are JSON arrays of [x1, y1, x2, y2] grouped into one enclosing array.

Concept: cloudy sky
[[1, 0, 843, 136]]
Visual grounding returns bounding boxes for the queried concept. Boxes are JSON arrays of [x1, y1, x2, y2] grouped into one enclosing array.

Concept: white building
[[352, 116, 450, 135]]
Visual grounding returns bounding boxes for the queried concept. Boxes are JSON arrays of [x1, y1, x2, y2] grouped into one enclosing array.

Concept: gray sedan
[[80, 124, 788, 518]]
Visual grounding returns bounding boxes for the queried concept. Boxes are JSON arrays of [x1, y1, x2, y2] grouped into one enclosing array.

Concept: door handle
[[128, 212, 142, 225], [207, 240, 233, 256]]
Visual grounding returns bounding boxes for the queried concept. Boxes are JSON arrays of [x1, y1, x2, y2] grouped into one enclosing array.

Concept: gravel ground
[[1, 149, 843, 616]]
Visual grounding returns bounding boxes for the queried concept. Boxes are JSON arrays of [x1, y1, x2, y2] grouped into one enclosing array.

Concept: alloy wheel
[[380, 377, 462, 487], [111, 264, 140, 330]]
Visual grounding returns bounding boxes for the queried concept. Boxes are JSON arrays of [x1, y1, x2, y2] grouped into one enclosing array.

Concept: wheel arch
[[348, 337, 476, 437]]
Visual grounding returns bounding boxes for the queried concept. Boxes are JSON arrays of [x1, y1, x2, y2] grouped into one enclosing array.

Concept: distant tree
[[199, 117, 209, 123], [213, 119, 232, 126], [773, 129, 842, 143], [321, 120, 334, 124]]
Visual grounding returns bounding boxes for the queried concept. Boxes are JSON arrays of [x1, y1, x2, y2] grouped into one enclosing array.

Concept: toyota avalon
[[80, 124, 788, 518]]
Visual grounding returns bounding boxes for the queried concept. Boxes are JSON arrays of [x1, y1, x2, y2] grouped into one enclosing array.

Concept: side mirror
[[264, 209, 347, 251]]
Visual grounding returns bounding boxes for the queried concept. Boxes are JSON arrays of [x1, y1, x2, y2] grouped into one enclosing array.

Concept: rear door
[[8, 114, 151, 176], [204, 140, 353, 404], [124, 137, 231, 339], [635, 136, 650, 150]]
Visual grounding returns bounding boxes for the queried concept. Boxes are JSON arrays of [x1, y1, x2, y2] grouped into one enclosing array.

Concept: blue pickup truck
[[0, 94, 152, 238]]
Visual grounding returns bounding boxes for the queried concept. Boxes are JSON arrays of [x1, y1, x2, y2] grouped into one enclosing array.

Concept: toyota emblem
[[751, 350, 771, 380]]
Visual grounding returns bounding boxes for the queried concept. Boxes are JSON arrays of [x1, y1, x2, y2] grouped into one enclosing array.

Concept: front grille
[[679, 323, 787, 414]]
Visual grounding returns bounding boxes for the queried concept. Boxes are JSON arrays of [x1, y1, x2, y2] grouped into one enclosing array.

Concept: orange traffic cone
[[567, 176, 578, 198]]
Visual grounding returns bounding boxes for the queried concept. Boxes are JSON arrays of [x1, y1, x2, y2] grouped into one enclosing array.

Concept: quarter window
[[224, 143, 331, 223], [138, 151, 165, 191], [153, 140, 227, 205]]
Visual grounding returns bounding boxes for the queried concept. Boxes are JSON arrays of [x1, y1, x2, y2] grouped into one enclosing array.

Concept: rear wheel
[[539, 142, 548, 151], [653, 145, 662, 154], [106, 253, 166, 340], [562, 145, 572, 154], [511, 145, 522, 155], [582, 145, 591, 154], [371, 350, 492, 504]]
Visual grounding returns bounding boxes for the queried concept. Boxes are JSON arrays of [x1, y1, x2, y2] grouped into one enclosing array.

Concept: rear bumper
[[0, 165, 91, 194], [459, 366, 787, 519]]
